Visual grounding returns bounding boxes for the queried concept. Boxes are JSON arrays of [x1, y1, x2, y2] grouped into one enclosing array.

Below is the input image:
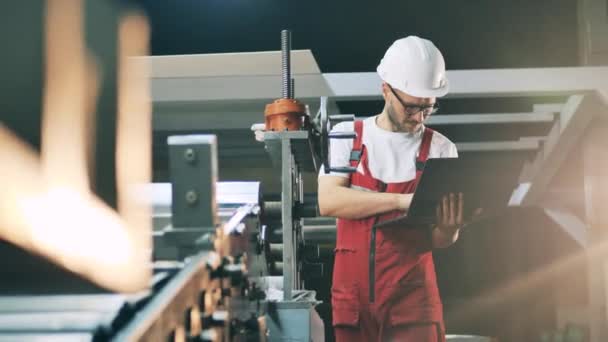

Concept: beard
[[386, 103, 421, 133]]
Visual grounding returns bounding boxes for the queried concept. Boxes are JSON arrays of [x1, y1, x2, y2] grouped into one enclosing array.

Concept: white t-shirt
[[319, 116, 458, 183]]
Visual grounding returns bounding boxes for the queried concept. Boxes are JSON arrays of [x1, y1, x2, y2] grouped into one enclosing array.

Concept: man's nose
[[410, 111, 424, 123]]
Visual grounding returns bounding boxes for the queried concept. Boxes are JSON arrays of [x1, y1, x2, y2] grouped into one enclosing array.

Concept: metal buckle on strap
[[349, 150, 362, 162], [416, 160, 426, 171]]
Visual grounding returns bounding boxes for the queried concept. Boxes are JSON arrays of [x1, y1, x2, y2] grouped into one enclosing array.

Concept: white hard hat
[[377, 36, 449, 98]]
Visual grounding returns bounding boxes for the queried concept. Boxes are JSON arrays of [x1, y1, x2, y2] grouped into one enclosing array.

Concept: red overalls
[[332, 121, 445, 341]]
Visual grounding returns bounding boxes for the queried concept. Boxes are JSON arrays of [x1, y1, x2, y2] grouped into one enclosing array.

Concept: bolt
[[184, 148, 196, 163], [185, 190, 198, 205]]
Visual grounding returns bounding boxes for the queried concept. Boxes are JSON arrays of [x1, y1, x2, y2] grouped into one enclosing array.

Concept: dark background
[[137, 0, 580, 70]]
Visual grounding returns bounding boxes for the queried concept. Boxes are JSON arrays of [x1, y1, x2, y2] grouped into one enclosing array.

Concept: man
[[318, 36, 464, 341]]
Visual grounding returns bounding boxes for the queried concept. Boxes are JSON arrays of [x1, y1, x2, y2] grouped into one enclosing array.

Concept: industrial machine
[[0, 2, 322, 340], [140, 30, 349, 341], [0, 134, 265, 341], [0, 10, 337, 338]]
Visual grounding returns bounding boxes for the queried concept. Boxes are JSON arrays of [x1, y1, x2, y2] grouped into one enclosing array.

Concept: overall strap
[[348, 120, 384, 190], [416, 127, 434, 171], [349, 120, 364, 167]]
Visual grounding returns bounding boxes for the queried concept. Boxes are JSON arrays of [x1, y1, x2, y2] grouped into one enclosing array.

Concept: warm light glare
[[0, 0, 153, 293], [446, 233, 608, 326], [19, 187, 133, 267], [41, 0, 89, 192], [0, 124, 150, 292], [116, 13, 153, 240]]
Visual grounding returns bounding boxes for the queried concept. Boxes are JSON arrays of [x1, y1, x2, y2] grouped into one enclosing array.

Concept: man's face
[[384, 83, 437, 133]]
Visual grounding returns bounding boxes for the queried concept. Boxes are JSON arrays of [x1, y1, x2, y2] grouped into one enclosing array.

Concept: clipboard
[[374, 158, 509, 229]]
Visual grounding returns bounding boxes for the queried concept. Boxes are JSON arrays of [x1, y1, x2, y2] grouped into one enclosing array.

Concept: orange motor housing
[[264, 98, 306, 131]]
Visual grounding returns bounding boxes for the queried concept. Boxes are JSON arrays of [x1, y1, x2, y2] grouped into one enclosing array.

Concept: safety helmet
[[377, 36, 449, 98]]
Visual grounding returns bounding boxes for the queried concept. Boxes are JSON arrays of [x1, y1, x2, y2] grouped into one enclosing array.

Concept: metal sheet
[[583, 119, 608, 342], [223, 203, 259, 235], [323, 67, 608, 100], [263, 130, 318, 173], [543, 207, 588, 247], [520, 94, 604, 205], [281, 138, 295, 300], [265, 302, 324, 342], [168, 134, 218, 228], [426, 112, 555, 125], [446, 335, 494, 342], [140, 182, 261, 213], [0, 311, 115, 332], [0, 294, 125, 313], [139, 181, 261, 233], [456, 140, 540, 152], [533, 103, 564, 114], [142, 50, 321, 78], [0, 333, 92, 342], [217, 182, 260, 205], [151, 74, 332, 103], [147, 61, 608, 102]]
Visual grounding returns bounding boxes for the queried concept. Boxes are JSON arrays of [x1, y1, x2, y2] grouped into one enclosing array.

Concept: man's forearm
[[432, 225, 460, 248], [318, 185, 408, 220]]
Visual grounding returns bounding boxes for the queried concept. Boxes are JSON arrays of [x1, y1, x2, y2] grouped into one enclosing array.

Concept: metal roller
[[302, 225, 336, 244], [264, 201, 318, 221], [270, 262, 283, 276], [262, 201, 282, 221], [269, 243, 283, 259]]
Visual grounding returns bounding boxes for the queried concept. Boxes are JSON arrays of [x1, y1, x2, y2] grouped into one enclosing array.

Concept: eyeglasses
[[388, 85, 439, 118]]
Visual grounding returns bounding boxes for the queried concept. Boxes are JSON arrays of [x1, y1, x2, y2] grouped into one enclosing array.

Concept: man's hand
[[432, 192, 464, 248], [436, 192, 464, 234]]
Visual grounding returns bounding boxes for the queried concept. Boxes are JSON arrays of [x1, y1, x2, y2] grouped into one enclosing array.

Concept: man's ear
[[381, 82, 389, 101]]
